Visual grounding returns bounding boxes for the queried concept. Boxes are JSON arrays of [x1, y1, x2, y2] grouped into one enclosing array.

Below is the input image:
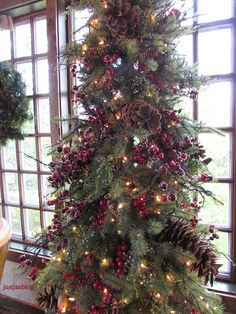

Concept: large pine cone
[[37, 285, 58, 313], [160, 219, 221, 286], [106, 0, 139, 39], [119, 99, 161, 133]]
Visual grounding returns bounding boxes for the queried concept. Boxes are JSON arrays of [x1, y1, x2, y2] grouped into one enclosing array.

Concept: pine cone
[[37, 285, 58, 313], [119, 99, 161, 133], [160, 219, 221, 286], [106, 0, 139, 39]]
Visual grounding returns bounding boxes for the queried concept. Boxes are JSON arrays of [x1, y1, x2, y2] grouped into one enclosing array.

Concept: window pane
[[41, 175, 54, 206], [4, 173, 19, 204], [214, 232, 231, 274], [177, 35, 193, 65], [0, 30, 11, 61], [20, 137, 37, 171], [198, 0, 233, 24], [39, 137, 52, 171], [73, 9, 92, 42], [43, 211, 54, 228], [35, 18, 48, 54], [22, 100, 35, 134], [0, 205, 2, 217], [199, 133, 231, 179], [198, 28, 232, 75], [25, 208, 41, 238], [16, 62, 33, 96], [22, 174, 39, 206], [38, 98, 51, 133], [14, 22, 31, 58], [176, 97, 193, 119], [198, 183, 231, 227], [2, 141, 17, 170], [6, 206, 22, 236], [36, 59, 49, 94], [198, 81, 232, 128]]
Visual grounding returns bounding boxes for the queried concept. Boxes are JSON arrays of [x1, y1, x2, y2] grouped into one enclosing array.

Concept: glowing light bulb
[[122, 155, 128, 163], [82, 44, 88, 52], [72, 226, 77, 232], [99, 39, 105, 46], [118, 203, 124, 210], [155, 195, 161, 202], [155, 292, 161, 299], [103, 288, 108, 294], [140, 262, 147, 269], [100, 258, 109, 267], [186, 261, 191, 267], [116, 113, 121, 120], [69, 297, 75, 301], [125, 181, 132, 186]]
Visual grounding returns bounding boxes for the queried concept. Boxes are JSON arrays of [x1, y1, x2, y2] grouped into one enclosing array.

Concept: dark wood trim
[[0, 295, 44, 314], [0, 0, 40, 11], [46, 0, 62, 144]]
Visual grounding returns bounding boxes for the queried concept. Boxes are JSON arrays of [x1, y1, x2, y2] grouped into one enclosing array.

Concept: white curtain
[[0, 15, 13, 31]]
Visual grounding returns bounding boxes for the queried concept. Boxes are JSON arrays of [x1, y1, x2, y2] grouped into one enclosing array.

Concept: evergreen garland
[[0, 62, 31, 146]]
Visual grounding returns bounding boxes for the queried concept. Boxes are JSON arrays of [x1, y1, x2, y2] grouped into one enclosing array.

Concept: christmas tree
[[25, 0, 225, 313]]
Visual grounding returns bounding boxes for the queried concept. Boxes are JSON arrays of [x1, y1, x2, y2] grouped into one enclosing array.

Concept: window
[[177, 0, 235, 281], [0, 12, 54, 242]]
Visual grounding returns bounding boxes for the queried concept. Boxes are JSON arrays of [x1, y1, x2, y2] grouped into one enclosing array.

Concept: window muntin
[[179, 0, 235, 280], [0, 13, 54, 241]]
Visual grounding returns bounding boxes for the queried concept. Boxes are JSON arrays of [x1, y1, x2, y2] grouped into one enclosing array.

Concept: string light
[[82, 44, 89, 52], [170, 311, 176, 314], [123, 298, 129, 304], [140, 262, 147, 270], [57, 257, 61, 262], [69, 297, 75, 301], [111, 218, 115, 223], [118, 203, 124, 210], [122, 155, 128, 163], [72, 226, 77, 232], [116, 113, 121, 120], [154, 292, 161, 300], [62, 249, 66, 254], [199, 296, 204, 300], [186, 261, 192, 267], [99, 39, 105, 46], [125, 181, 132, 186], [100, 258, 109, 267], [206, 303, 209, 309], [155, 195, 161, 202], [103, 288, 108, 294], [103, 1, 108, 8], [84, 251, 90, 256]]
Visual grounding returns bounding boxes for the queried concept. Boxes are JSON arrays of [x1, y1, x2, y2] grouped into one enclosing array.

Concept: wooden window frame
[[190, 0, 236, 283], [0, 0, 67, 243]]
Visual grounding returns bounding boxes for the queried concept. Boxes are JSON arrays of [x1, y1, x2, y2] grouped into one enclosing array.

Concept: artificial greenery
[[23, 1, 224, 313], [0, 62, 31, 146]]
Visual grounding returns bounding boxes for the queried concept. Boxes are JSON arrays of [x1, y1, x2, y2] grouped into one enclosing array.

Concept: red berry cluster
[[103, 54, 119, 92], [147, 75, 164, 92], [190, 215, 198, 227], [189, 306, 202, 314], [133, 140, 163, 164], [133, 192, 150, 216], [92, 199, 108, 229], [115, 244, 130, 276], [28, 267, 38, 281], [200, 172, 213, 182], [160, 192, 177, 202], [209, 224, 219, 241], [62, 200, 87, 219]]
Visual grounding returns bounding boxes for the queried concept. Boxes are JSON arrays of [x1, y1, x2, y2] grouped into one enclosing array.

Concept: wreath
[[0, 62, 31, 146]]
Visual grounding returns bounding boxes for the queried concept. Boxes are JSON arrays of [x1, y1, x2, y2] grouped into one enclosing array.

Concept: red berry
[[161, 194, 168, 202]]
